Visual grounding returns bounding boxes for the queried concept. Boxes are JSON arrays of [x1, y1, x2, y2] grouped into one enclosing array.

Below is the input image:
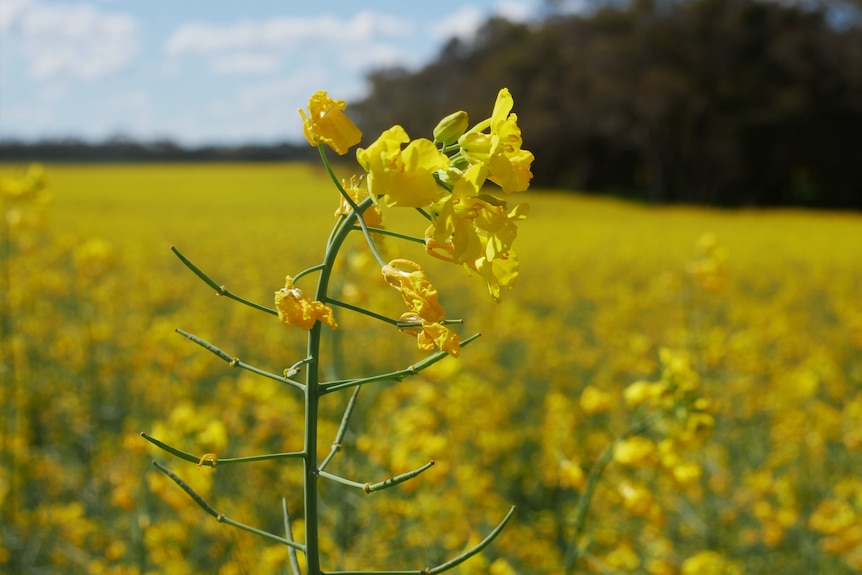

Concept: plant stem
[[563, 413, 661, 574], [304, 194, 372, 574], [562, 441, 615, 574]]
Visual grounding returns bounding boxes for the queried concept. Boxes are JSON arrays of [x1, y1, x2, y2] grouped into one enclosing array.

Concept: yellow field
[[2, 162, 862, 574]]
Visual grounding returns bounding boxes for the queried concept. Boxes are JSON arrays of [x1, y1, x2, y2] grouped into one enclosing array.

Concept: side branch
[[321, 333, 481, 395], [318, 461, 435, 493], [563, 411, 663, 573], [427, 505, 517, 574], [350, 225, 426, 245], [326, 298, 399, 326], [324, 505, 517, 575], [365, 461, 435, 493], [319, 386, 361, 472], [171, 245, 278, 316], [142, 433, 304, 467], [151, 460, 306, 552], [176, 328, 304, 391]]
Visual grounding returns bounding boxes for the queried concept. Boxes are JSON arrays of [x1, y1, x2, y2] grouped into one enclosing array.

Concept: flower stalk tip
[[299, 90, 362, 155]]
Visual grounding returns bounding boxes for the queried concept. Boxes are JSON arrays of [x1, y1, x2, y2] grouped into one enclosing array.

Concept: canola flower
[[143, 88, 530, 575], [357, 87, 533, 303], [299, 91, 362, 155], [274, 275, 337, 330], [382, 259, 460, 356]]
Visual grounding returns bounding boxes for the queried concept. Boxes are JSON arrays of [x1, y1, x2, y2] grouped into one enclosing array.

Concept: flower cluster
[[621, 347, 714, 485], [292, 89, 533, 353], [809, 478, 862, 570]]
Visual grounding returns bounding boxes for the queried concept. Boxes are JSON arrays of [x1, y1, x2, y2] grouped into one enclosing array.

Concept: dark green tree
[[354, 0, 862, 208]]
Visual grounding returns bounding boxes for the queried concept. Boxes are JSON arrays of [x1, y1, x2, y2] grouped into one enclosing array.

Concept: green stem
[[304, 191, 370, 575], [322, 505, 516, 575], [142, 433, 304, 467], [318, 460, 435, 493], [318, 146, 356, 210], [350, 225, 427, 245], [318, 146, 387, 267], [562, 442, 614, 574], [427, 505, 517, 574], [414, 207, 432, 222], [364, 461, 435, 493], [152, 460, 306, 551], [319, 386, 361, 472], [320, 333, 481, 395], [175, 329, 304, 391], [325, 298, 398, 326], [283, 498, 303, 575], [562, 413, 662, 574], [294, 264, 327, 284], [171, 245, 278, 316]]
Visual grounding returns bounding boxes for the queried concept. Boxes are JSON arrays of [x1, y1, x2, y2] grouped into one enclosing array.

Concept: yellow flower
[[624, 379, 667, 408], [618, 480, 654, 516], [605, 542, 640, 570], [274, 276, 337, 330], [382, 259, 460, 356], [580, 385, 612, 414], [470, 251, 519, 304], [428, 163, 490, 264], [459, 88, 534, 193], [681, 551, 741, 575], [559, 458, 586, 490], [298, 91, 362, 155], [0, 163, 45, 201], [428, 163, 529, 265], [614, 436, 656, 467], [357, 126, 449, 207], [382, 259, 444, 321], [334, 175, 383, 229], [398, 312, 460, 357]]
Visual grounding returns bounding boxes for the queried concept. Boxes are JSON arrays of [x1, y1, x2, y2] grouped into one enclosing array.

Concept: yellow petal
[[381, 260, 445, 322], [421, 321, 461, 357], [299, 91, 362, 155], [274, 275, 337, 330]]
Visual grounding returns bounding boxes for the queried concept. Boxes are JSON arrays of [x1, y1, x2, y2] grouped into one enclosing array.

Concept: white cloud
[[496, 0, 538, 22], [210, 53, 281, 76], [429, 2, 538, 43], [164, 11, 416, 77], [430, 5, 486, 42], [0, 0, 33, 32], [165, 11, 413, 56], [2, 0, 139, 80], [236, 70, 329, 110]]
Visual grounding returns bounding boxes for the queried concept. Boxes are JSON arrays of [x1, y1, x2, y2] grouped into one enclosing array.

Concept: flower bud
[[449, 153, 470, 171], [433, 110, 469, 145]]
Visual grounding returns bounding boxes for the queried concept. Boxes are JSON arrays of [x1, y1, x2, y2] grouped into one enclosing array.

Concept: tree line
[[354, 0, 862, 208], [0, 137, 316, 164]]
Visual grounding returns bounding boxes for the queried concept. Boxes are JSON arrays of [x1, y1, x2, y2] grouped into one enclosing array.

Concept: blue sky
[[0, 0, 554, 146]]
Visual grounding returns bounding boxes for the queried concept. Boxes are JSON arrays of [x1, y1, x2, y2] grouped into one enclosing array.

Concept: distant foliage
[[354, 0, 862, 208]]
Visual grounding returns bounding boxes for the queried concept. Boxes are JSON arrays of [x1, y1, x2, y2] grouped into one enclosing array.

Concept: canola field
[[2, 162, 861, 574]]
